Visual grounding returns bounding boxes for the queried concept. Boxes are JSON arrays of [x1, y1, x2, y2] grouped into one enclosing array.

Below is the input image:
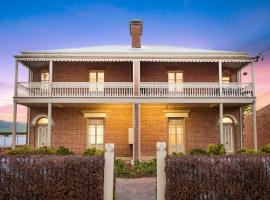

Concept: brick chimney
[[129, 19, 143, 48]]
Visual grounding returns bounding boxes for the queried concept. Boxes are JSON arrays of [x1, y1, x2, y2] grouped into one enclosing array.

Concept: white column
[[49, 60, 53, 96], [14, 61, 18, 97], [12, 102, 17, 150], [251, 62, 255, 97], [12, 61, 19, 150], [157, 142, 166, 200], [218, 61, 223, 96], [48, 103, 52, 146], [219, 103, 223, 144], [252, 102, 257, 150], [239, 107, 243, 149], [104, 143, 114, 200]]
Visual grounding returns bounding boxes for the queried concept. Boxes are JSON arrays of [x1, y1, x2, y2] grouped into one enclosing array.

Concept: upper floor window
[[89, 71, 104, 83], [222, 76, 230, 84], [41, 70, 49, 82], [168, 72, 183, 83]]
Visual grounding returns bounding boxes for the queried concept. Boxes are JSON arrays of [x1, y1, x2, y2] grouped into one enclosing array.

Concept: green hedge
[[165, 154, 270, 199], [0, 155, 104, 200]]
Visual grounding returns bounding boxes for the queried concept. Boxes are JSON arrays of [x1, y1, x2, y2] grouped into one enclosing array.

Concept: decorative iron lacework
[[15, 56, 255, 63]]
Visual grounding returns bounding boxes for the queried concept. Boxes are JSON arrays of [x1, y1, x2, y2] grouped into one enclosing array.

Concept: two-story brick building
[[12, 20, 257, 161]]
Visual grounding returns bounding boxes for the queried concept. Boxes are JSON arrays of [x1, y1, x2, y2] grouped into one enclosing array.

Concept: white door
[[223, 124, 234, 153], [37, 126, 48, 147], [168, 118, 185, 154]]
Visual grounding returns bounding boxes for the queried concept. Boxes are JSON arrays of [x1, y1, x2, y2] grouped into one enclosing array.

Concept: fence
[[156, 142, 270, 200], [0, 143, 115, 200]]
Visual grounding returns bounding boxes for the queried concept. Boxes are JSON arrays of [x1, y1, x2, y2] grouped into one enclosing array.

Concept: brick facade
[[29, 104, 241, 158], [244, 104, 270, 148]]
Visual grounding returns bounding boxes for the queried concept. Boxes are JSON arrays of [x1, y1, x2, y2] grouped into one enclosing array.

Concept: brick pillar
[[133, 60, 140, 161], [133, 103, 140, 161]]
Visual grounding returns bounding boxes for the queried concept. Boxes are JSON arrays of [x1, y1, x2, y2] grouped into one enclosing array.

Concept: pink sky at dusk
[[0, 0, 270, 123]]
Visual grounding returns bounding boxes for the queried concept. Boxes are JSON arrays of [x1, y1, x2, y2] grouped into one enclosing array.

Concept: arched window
[[41, 70, 49, 82], [223, 117, 233, 124], [37, 117, 48, 125]]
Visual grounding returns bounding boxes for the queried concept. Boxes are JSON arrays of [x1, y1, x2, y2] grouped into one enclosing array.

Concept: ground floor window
[[0, 134, 26, 147], [87, 119, 104, 149], [168, 118, 185, 154]]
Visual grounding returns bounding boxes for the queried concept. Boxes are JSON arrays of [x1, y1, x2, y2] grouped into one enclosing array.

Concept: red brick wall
[[32, 62, 132, 82], [32, 62, 237, 83], [244, 104, 270, 148], [29, 104, 241, 157], [141, 62, 237, 82], [140, 105, 241, 157], [29, 105, 133, 156]]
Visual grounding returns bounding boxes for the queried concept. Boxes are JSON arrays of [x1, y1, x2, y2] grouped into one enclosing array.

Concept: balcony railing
[[140, 82, 253, 97], [16, 82, 253, 98], [17, 82, 133, 97]]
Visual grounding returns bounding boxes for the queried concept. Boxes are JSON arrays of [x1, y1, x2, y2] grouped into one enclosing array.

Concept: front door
[[87, 119, 104, 150], [223, 124, 234, 153], [37, 126, 48, 147], [168, 118, 185, 154]]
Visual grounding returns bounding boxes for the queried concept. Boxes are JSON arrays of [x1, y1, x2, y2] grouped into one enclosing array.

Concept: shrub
[[261, 143, 270, 153], [55, 146, 73, 155], [114, 159, 134, 177], [165, 154, 270, 200], [0, 155, 104, 200], [36, 146, 55, 154], [237, 148, 259, 155], [171, 152, 184, 156], [133, 158, 157, 177], [6, 147, 36, 155], [207, 144, 226, 155], [84, 147, 104, 156], [189, 148, 208, 155]]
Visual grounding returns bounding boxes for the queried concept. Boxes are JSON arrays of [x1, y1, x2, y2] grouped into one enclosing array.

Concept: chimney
[[129, 19, 143, 48]]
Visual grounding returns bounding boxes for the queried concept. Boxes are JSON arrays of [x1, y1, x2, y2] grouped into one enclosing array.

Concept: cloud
[[0, 103, 27, 122]]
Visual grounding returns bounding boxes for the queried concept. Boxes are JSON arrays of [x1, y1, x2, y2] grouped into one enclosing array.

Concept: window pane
[[37, 117, 48, 125], [97, 135, 103, 144], [176, 73, 183, 82], [97, 72, 104, 82], [16, 135, 26, 145], [41, 72, 49, 82], [90, 72, 97, 82], [6, 135, 12, 146], [222, 76, 230, 83], [0, 135, 5, 146]]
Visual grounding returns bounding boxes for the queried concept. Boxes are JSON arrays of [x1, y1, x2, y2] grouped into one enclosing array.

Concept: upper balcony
[[16, 82, 253, 98]]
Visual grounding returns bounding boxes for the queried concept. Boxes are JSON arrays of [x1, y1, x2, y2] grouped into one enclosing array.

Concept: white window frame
[[87, 119, 104, 149]]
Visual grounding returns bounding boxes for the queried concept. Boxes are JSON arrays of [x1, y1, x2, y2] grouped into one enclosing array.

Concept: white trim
[[15, 56, 256, 63], [83, 112, 107, 118], [252, 101, 257, 150], [223, 114, 238, 124], [219, 103, 223, 144], [31, 113, 54, 125], [15, 97, 255, 104]]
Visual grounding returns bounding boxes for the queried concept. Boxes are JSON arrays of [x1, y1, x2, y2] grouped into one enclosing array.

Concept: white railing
[[140, 82, 253, 97], [16, 82, 253, 98], [17, 82, 133, 97]]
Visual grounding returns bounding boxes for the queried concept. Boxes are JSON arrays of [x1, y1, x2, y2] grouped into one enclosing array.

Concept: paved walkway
[[116, 177, 156, 200]]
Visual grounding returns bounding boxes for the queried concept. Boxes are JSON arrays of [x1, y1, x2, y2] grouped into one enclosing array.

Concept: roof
[[21, 45, 248, 56], [0, 121, 26, 134]]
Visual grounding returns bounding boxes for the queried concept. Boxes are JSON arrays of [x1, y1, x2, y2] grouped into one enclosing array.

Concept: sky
[[0, 0, 270, 122]]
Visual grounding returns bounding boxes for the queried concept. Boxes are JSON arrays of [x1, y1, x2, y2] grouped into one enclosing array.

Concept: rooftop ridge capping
[[20, 45, 249, 56]]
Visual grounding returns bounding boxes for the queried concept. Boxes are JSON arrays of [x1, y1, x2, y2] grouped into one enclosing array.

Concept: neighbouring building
[[12, 20, 258, 161], [0, 120, 26, 148], [244, 104, 270, 148]]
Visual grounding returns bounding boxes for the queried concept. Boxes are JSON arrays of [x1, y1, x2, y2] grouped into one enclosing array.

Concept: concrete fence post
[[157, 142, 166, 200], [104, 143, 114, 200]]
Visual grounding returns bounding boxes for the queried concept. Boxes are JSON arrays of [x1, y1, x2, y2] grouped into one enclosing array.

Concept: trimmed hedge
[[0, 155, 104, 200], [166, 155, 270, 199]]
